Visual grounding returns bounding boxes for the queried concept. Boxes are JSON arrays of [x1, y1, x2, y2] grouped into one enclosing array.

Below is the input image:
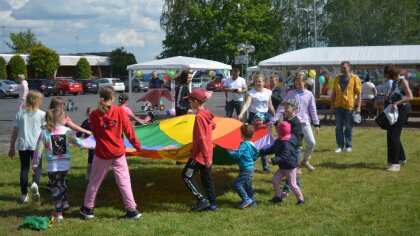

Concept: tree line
[[159, 0, 420, 64]]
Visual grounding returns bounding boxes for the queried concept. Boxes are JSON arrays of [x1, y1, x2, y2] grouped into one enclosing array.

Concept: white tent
[[126, 56, 232, 108]]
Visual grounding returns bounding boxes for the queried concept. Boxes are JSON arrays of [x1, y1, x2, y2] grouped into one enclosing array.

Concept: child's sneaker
[[19, 194, 29, 203], [191, 198, 210, 212], [30, 182, 40, 202], [124, 210, 142, 220], [250, 201, 257, 207], [301, 162, 315, 172], [334, 147, 342, 153], [205, 203, 218, 211], [263, 166, 270, 173], [239, 199, 253, 209], [80, 206, 94, 219], [387, 164, 400, 172], [281, 191, 289, 199], [297, 200, 305, 205], [268, 196, 283, 204], [62, 201, 70, 211], [52, 211, 63, 221]]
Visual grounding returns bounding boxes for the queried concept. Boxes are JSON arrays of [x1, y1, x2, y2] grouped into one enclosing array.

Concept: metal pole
[[2, 26, 4, 53], [313, 0, 317, 47]]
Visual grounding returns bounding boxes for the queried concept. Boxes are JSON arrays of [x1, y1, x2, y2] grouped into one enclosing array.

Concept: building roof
[[0, 54, 110, 66]]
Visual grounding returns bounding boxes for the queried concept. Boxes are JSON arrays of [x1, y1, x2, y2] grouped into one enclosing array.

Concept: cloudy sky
[[0, 0, 165, 62]]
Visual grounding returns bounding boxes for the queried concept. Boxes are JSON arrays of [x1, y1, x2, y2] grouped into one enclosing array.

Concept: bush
[[7, 55, 27, 82], [29, 46, 60, 78], [77, 57, 92, 79], [0, 57, 6, 79]]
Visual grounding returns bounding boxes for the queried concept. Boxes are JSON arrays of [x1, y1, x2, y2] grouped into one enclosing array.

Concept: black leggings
[[181, 159, 216, 204], [19, 150, 42, 195], [387, 105, 407, 164]]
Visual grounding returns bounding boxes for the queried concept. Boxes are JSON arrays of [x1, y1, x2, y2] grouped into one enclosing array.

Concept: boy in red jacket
[[182, 89, 217, 211]]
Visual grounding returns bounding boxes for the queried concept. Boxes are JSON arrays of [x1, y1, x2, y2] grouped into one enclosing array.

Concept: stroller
[[66, 98, 78, 112]]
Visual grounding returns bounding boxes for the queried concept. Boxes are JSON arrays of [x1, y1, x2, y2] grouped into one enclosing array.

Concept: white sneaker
[[346, 147, 352, 153], [303, 162, 315, 172], [399, 160, 406, 166], [387, 164, 400, 172], [20, 194, 29, 203], [334, 147, 342, 153], [31, 182, 40, 202]]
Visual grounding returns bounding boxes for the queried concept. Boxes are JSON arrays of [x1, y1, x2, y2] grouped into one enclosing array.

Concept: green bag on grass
[[19, 216, 54, 231]]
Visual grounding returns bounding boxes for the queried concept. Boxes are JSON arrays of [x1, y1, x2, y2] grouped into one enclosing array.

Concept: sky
[[0, 0, 165, 62]]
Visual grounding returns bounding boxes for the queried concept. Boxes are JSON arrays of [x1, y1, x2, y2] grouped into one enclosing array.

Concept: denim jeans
[[225, 100, 243, 119], [234, 169, 254, 201], [283, 148, 301, 193], [335, 107, 354, 148]]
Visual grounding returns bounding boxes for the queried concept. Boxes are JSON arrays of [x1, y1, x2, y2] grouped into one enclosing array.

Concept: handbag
[[375, 110, 390, 130]]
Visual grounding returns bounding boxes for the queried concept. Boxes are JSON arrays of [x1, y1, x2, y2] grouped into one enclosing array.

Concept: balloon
[[158, 74, 163, 80], [169, 71, 176, 78], [278, 82, 283, 87], [165, 109, 176, 117], [407, 73, 412, 78], [215, 69, 221, 74], [309, 70, 316, 78], [318, 76, 325, 85], [307, 78, 314, 86], [278, 76, 283, 82], [412, 73, 417, 79], [135, 70, 142, 77], [209, 70, 216, 77], [328, 77, 335, 88]]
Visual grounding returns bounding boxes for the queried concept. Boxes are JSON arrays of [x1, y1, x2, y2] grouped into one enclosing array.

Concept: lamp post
[[236, 43, 255, 80]]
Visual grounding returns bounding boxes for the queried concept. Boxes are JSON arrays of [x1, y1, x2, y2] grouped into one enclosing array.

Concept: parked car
[[206, 77, 225, 92], [53, 79, 83, 96], [0, 79, 19, 98], [124, 78, 149, 92], [191, 78, 210, 89], [97, 78, 125, 93], [76, 79, 99, 94], [27, 79, 54, 97]]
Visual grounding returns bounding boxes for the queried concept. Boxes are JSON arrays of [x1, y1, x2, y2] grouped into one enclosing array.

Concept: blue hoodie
[[228, 141, 259, 170]]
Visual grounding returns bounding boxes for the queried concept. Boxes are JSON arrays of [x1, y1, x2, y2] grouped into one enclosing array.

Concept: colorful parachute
[[85, 114, 274, 165]]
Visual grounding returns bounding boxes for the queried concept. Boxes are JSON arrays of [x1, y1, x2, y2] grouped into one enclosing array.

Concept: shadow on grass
[[318, 161, 384, 170], [0, 164, 237, 218]]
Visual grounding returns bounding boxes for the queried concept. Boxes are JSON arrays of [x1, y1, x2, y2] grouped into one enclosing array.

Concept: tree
[[77, 57, 92, 79], [0, 57, 6, 79], [28, 46, 60, 78], [8, 55, 27, 82], [6, 29, 43, 53], [110, 47, 137, 78]]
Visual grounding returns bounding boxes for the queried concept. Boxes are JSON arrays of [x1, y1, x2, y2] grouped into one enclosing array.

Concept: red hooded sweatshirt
[[191, 109, 216, 165], [90, 105, 141, 159]]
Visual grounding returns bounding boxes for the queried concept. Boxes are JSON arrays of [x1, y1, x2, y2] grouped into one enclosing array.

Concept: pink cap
[[276, 121, 292, 141], [184, 89, 211, 102]]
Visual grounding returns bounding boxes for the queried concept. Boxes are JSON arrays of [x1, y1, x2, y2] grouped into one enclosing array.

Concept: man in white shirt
[[223, 68, 248, 119], [362, 77, 377, 99]]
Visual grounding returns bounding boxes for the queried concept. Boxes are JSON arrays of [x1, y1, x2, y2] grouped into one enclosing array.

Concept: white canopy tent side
[[126, 56, 232, 108], [258, 45, 420, 97]]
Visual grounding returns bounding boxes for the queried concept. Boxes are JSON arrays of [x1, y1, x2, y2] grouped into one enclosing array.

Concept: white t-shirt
[[14, 109, 46, 150], [362, 82, 376, 99], [248, 88, 272, 113], [223, 77, 247, 101]]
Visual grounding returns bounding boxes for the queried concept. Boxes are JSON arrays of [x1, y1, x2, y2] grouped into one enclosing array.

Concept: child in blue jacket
[[228, 123, 259, 209], [260, 121, 305, 205]]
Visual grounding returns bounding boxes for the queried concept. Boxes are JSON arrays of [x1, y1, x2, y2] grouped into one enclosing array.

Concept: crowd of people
[[7, 62, 413, 221]]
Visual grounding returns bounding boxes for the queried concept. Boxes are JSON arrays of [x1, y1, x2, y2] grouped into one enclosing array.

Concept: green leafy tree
[[28, 46, 60, 78], [6, 29, 43, 53], [0, 57, 7, 79], [110, 47, 137, 78], [77, 57, 92, 79], [8, 55, 27, 82]]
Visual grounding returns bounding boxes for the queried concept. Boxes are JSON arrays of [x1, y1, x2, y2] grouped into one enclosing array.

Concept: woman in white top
[[238, 74, 275, 123], [362, 77, 377, 100]]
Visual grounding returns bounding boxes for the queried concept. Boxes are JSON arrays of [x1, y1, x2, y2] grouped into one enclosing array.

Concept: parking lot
[[0, 90, 228, 153]]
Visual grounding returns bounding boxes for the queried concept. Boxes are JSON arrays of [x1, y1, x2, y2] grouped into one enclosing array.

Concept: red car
[[206, 77, 225, 92], [53, 79, 83, 96]]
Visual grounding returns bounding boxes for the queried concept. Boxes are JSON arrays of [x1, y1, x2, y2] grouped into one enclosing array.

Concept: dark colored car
[[53, 79, 83, 96], [76, 79, 99, 94], [27, 79, 54, 97]]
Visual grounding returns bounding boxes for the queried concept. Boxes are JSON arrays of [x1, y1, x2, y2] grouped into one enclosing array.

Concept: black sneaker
[[80, 206, 94, 219], [263, 166, 270, 173], [204, 203, 218, 211], [124, 210, 142, 220], [268, 196, 283, 204], [191, 198, 210, 212], [297, 200, 305, 205]]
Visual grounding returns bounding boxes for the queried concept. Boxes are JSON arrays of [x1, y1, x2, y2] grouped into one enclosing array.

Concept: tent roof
[[127, 56, 232, 71], [0, 54, 110, 66], [258, 45, 420, 68]]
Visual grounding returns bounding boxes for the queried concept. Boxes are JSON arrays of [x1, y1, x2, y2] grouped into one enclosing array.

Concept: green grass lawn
[[1, 127, 419, 235]]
